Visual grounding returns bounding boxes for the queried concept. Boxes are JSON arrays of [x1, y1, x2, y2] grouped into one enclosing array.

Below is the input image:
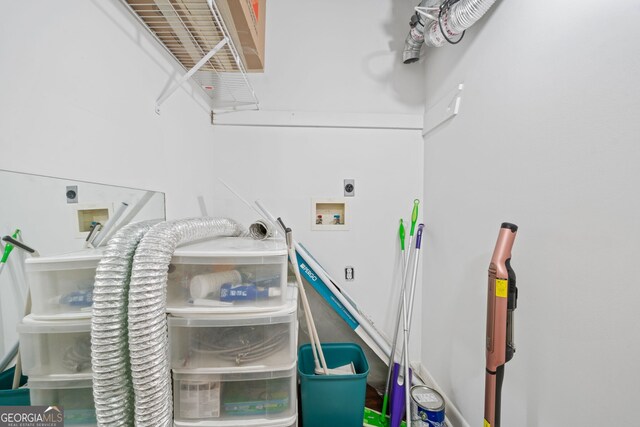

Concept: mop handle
[[399, 223, 424, 427], [2, 235, 36, 255], [382, 200, 419, 421], [397, 223, 425, 379], [381, 219, 408, 420], [409, 199, 419, 236], [1, 230, 22, 263], [406, 224, 425, 332]]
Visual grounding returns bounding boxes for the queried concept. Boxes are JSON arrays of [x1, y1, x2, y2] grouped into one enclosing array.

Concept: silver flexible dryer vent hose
[[91, 220, 159, 427], [403, 0, 498, 63], [403, 0, 431, 64], [127, 217, 244, 427]]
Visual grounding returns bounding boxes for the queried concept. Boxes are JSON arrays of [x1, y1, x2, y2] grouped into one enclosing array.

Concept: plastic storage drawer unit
[[28, 375, 96, 426], [166, 238, 288, 314], [17, 316, 92, 377], [172, 364, 296, 425], [25, 249, 103, 320], [169, 305, 296, 371]]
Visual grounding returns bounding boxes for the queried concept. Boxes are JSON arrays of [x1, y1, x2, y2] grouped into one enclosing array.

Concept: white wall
[[208, 0, 428, 360], [0, 0, 219, 358], [0, 0, 428, 381], [209, 125, 424, 361], [0, 171, 165, 354], [250, 0, 425, 114], [0, 0, 217, 219], [421, 1, 640, 425]]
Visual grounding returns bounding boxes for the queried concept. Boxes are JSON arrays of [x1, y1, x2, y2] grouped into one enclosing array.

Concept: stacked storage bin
[[167, 237, 298, 427], [18, 249, 102, 426]]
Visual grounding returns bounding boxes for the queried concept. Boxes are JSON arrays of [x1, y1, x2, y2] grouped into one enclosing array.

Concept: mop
[[390, 222, 424, 427], [484, 223, 518, 427], [276, 218, 355, 376]]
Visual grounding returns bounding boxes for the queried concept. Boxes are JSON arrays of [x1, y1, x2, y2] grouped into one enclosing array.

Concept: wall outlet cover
[[344, 179, 355, 197], [345, 266, 355, 281], [66, 185, 78, 203]]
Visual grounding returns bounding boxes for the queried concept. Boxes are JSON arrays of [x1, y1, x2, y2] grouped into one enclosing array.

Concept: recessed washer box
[[311, 198, 349, 231], [71, 203, 113, 238]]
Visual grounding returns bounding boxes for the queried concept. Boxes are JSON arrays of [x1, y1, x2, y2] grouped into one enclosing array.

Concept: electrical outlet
[[66, 185, 78, 203], [345, 266, 355, 281], [344, 179, 355, 197]]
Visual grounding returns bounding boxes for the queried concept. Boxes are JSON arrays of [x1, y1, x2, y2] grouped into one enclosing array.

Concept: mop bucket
[[0, 366, 29, 406], [298, 343, 369, 427]]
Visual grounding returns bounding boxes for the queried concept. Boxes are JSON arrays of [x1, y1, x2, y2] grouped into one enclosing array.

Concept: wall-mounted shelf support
[[123, 0, 259, 115], [423, 83, 464, 136], [156, 37, 228, 114]]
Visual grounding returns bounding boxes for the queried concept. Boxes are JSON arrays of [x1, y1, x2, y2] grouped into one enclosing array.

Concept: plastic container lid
[[17, 315, 91, 334], [25, 248, 104, 272], [171, 237, 287, 262], [172, 361, 296, 378], [28, 374, 93, 389]]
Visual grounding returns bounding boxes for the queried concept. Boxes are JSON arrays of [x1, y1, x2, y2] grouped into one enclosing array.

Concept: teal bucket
[[298, 343, 369, 427], [0, 366, 30, 406]]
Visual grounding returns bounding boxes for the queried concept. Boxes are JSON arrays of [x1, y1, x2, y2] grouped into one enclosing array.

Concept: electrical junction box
[[344, 179, 355, 197]]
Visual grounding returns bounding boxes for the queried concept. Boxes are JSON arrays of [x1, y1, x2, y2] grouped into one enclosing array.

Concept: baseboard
[[413, 363, 470, 427]]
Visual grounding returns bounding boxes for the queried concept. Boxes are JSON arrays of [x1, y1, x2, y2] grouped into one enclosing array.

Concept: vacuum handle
[[484, 365, 504, 427]]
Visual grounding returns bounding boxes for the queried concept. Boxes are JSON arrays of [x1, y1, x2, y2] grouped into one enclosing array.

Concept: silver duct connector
[[403, 0, 431, 64], [127, 217, 244, 427], [248, 219, 275, 240], [425, 0, 497, 47], [404, 0, 498, 61], [91, 220, 158, 427]]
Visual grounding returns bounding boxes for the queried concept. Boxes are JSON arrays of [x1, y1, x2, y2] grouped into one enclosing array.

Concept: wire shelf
[[123, 0, 258, 112]]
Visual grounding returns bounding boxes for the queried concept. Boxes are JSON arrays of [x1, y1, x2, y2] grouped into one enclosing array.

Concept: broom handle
[[403, 225, 424, 426], [289, 245, 328, 373], [278, 218, 328, 374]]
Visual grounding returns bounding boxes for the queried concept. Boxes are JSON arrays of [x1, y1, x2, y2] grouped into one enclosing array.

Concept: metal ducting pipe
[[403, 0, 498, 63], [91, 220, 159, 427], [403, 0, 432, 64], [127, 217, 244, 427]]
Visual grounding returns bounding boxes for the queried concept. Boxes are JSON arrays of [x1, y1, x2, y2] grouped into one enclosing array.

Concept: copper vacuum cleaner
[[484, 222, 518, 427]]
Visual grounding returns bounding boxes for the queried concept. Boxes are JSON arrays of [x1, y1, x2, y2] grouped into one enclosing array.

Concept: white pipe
[[104, 191, 157, 243], [287, 243, 328, 374], [93, 202, 129, 247]]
